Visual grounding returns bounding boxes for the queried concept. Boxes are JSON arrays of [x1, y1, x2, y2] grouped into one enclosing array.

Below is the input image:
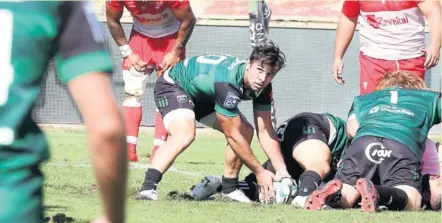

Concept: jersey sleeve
[[253, 84, 273, 111], [106, 0, 124, 12], [214, 83, 242, 117], [341, 0, 360, 18], [348, 102, 355, 117], [168, 0, 190, 10], [54, 1, 113, 84]]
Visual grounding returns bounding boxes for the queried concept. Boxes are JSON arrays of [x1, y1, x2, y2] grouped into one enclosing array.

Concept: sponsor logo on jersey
[[366, 14, 409, 29], [368, 105, 414, 116], [223, 92, 240, 110], [176, 95, 188, 103], [365, 142, 392, 164]]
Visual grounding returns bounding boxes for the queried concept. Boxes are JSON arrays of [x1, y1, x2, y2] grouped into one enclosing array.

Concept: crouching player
[[190, 112, 349, 208], [137, 42, 290, 203], [309, 71, 441, 212]]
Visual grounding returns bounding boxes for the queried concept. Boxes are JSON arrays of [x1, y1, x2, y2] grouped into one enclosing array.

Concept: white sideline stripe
[[45, 162, 202, 177]]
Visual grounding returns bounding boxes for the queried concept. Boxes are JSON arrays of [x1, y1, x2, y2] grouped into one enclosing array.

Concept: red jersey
[[107, 0, 189, 38], [342, 0, 426, 60]]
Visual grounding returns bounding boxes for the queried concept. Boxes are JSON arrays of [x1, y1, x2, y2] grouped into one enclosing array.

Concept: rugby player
[[0, 2, 127, 223], [332, 0, 440, 93], [106, 0, 196, 162], [137, 42, 290, 203], [189, 112, 349, 207], [309, 71, 441, 212]]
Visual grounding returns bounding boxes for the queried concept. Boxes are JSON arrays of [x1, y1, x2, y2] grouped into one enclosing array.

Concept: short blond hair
[[376, 70, 426, 90]]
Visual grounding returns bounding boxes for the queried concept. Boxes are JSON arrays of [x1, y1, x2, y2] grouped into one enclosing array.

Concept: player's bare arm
[[159, 5, 196, 74], [216, 112, 276, 202], [253, 109, 289, 178], [418, 0, 441, 68], [106, 5, 146, 71], [217, 113, 264, 174], [332, 1, 359, 84], [68, 72, 127, 223], [106, 5, 127, 46]]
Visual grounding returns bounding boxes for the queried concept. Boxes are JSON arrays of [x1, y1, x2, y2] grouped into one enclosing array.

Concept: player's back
[[0, 2, 63, 165], [169, 54, 247, 100], [0, 1, 111, 169], [352, 87, 441, 158]]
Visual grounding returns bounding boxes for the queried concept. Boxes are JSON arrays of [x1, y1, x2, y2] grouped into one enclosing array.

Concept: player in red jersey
[[332, 0, 440, 94], [106, 0, 196, 162]]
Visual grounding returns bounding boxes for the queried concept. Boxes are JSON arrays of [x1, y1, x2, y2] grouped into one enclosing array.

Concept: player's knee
[[164, 109, 196, 147], [123, 94, 142, 107], [175, 129, 196, 148], [394, 185, 422, 211], [122, 70, 149, 102], [92, 115, 125, 146], [294, 140, 331, 177]]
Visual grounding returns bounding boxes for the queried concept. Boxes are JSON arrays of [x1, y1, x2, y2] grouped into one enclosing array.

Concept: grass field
[[42, 127, 442, 223]]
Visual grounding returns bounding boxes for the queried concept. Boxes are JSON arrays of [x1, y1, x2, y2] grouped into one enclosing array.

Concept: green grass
[[42, 128, 442, 223]]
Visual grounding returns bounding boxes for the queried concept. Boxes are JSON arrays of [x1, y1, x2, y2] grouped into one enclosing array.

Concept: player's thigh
[[0, 165, 43, 223], [290, 114, 331, 170], [335, 136, 379, 186], [126, 30, 155, 69], [394, 185, 422, 211], [154, 75, 195, 132], [200, 109, 251, 133], [398, 55, 426, 79], [149, 32, 186, 67], [359, 53, 390, 95], [379, 138, 423, 193]]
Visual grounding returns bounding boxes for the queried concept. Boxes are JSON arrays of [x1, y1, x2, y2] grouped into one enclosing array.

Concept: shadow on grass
[[44, 213, 75, 223]]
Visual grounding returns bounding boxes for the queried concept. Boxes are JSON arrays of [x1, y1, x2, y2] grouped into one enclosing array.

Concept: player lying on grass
[[137, 42, 290, 203], [189, 130, 440, 210], [189, 112, 349, 207], [308, 70, 441, 212], [0, 2, 128, 223]]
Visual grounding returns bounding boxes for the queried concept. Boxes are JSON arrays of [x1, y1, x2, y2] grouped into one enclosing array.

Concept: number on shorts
[[0, 10, 14, 106], [196, 55, 228, 65], [390, 90, 398, 104]]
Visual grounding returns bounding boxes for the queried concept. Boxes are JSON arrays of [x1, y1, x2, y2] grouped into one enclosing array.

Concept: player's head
[[245, 41, 286, 94], [375, 70, 426, 90], [429, 175, 442, 211]]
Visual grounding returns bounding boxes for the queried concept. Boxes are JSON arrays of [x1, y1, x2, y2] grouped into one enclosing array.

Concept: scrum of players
[[1, 0, 440, 222], [105, 0, 441, 214]]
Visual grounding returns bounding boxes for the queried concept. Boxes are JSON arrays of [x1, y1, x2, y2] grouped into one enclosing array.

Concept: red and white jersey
[[107, 0, 189, 38], [342, 0, 426, 60]]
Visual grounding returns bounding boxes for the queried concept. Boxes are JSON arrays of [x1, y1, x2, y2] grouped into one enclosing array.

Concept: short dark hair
[[249, 41, 286, 72]]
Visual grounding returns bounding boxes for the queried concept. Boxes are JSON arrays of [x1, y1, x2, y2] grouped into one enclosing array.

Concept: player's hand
[[124, 53, 147, 72], [332, 58, 345, 84], [274, 169, 291, 182], [423, 44, 440, 69], [158, 49, 182, 76], [256, 169, 275, 204]]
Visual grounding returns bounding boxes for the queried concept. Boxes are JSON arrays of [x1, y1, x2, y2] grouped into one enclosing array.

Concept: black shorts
[[154, 76, 215, 121], [335, 136, 422, 192], [277, 112, 331, 180]]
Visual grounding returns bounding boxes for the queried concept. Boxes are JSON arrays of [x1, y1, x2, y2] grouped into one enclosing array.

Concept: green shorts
[[0, 165, 44, 223]]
